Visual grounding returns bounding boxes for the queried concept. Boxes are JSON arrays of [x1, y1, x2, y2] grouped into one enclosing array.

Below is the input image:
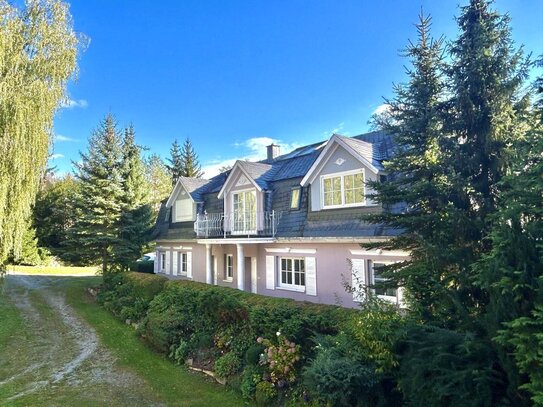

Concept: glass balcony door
[[232, 190, 257, 234]]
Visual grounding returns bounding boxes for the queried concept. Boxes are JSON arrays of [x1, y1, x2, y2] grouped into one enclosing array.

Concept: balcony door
[[232, 190, 256, 234]]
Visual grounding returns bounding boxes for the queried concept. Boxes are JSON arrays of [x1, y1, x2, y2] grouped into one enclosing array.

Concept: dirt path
[[0, 275, 166, 406]]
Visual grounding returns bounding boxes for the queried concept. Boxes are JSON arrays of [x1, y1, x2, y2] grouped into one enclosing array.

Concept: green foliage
[[99, 272, 167, 322], [255, 381, 278, 405], [33, 175, 79, 263], [9, 225, 50, 266], [144, 154, 172, 214], [0, 0, 80, 264], [495, 306, 543, 406], [171, 339, 191, 365], [116, 126, 154, 268], [240, 365, 264, 399], [245, 344, 265, 366], [346, 299, 406, 372], [303, 345, 380, 407], [397, 325, 507, 407], [258, 335, 301, 384], [180, 137, 203, 178], [67, 114, 125, 273], [214, 352, 242, 379], [167, 139, 184, 185]]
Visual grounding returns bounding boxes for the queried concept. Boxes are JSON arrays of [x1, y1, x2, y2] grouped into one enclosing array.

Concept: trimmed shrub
[[245, 344, 265, 365], [214, 352, 242, 379]]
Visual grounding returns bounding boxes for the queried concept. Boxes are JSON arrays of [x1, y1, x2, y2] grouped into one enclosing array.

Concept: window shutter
[[186, 251, 193, 278], [165, 251, 171, 275], [265, 255, 275, 290], [154, 250, 159, 273], [172, 251, 178, 276], [351, 259, 366, 302], [305, 257, 317, 296]]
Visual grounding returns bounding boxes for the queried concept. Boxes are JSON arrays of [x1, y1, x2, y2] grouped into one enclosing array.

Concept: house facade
[[153, 131, 409, 308]]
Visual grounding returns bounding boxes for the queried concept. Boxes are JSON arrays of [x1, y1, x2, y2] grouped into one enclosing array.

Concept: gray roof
[[155, 130, 397, 240]]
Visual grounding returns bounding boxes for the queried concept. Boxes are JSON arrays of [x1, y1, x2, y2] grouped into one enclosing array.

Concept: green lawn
[[6, 265, 99, 276], [65, 278, 247, 406], [0, 274, 247, 406]]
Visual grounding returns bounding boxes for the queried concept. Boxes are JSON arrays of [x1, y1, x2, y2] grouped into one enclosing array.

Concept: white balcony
[[194, 211, 281, 238]]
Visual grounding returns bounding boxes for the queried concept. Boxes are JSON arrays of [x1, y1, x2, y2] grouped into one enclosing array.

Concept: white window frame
[[320, 169, 366, 209], [225, 254, 233, 281], [160, 252, 166, 271], [370, 260, 398, 303], [179, 252, 188, 275], [231, 188, 257, 234], [290, 187, 302, 210], [278, 257, 306, 292]]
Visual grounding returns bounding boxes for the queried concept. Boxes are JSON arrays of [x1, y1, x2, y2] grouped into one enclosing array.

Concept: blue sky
[[52, 0, 543, 177]]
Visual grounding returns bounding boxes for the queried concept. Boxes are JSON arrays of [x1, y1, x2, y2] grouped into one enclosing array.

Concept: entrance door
[[244, 257, 252, 292]]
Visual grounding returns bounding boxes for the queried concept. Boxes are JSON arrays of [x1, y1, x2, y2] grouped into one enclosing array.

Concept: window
[[225, 254, 233, 280], [180, 252, 188, 274], [322, 170, 365, 208], [290, 187, 302, 210], [232, 190, 257, 233], [280, 257, 305, 289], [174, 198, 193, 222], [160, 252, 166, 271], [372, 262, 397, 298]]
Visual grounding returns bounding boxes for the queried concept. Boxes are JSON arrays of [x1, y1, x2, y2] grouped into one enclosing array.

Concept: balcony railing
[[194, 211, 281, 238]]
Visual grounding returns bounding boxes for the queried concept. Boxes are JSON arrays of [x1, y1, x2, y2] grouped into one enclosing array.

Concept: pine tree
[[67, 114, 124, 274], [0, 0, 79, 265], [180, 137, 203, 178], [145, 154, 172, 213], [167, 139, 183, 185], [116, 125, 154, 268]]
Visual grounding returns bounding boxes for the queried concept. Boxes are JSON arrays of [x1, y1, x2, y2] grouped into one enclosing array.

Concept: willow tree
[[0, 0, 80, 265]]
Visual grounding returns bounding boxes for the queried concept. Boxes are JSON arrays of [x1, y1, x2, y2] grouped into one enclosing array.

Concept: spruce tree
[[180, 137, 203, 178], [68, 114, 124, 274], [116, 125, 154, 268], [167, 139, 183, 185], [475, 61, 543, 404], [367, 12, 450, 320]]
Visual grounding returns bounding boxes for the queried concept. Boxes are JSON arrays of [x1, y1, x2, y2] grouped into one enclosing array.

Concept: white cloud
[[61, 98, 88, 109], [202, 136, 301, 178], [50, 153, 64, 160], [372, 103, 391, 116], [54, 134, 79, 142], [321, 122, 345, 137]]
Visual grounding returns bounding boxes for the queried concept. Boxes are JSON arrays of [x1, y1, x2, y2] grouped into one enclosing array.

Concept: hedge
[[98, 272, 396, 405]]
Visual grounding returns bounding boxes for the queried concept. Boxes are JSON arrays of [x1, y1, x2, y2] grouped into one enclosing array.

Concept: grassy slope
[[65, 278, 246, 407]]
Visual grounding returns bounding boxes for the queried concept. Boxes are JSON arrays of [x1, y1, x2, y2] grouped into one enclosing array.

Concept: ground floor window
[[225, 254, 233, 280], [280, 257, 305, 288], [179, 252, 188, 274], [372, 261, 397, 298], [160, 252, 166, 271]]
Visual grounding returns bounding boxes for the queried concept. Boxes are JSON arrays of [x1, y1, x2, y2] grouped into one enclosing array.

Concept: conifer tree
[[367, 12, 450, 320], [167, 139, 183, 185], [116, 125, 154, 268], [180, 138, 204, 178], [0, 0, 79, 265], [67, 114, 124, 274]]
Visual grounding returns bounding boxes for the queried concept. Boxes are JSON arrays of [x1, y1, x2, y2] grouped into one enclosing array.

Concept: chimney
[[266, 144, 281, 162]]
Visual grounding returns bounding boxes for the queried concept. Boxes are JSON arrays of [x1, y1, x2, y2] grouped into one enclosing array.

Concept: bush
[[255, 381, 277, 405], [240, 365, 265, 399], [245, 344, 265, 365], [214, 352, 242, 379]]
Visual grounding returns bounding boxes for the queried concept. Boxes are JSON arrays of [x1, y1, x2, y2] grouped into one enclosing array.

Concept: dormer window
[[321, 170, 365, 208], [290, 187, 301, 210]]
